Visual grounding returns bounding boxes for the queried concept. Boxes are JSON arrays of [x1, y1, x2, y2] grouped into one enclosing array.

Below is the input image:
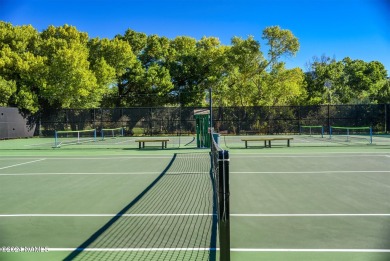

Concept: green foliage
[[218, 27, 303, 107], [0, 76, 16, 106], [305, 55, 389, 104], [262, 26, 300, 67], [0, 22, 389, 116]]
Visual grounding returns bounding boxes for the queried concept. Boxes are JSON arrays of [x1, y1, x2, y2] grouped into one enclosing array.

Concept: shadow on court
[[64, 153, 217, 261]]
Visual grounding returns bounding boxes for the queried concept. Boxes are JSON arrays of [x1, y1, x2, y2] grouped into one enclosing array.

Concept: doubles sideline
[[1, 213, 390, 217], [41, 248, 390, 252]]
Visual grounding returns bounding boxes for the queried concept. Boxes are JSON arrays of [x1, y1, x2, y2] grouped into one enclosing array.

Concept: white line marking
[[44, 156, 173, 160], [0, 159, 46, 170], [114, 140, 133, 144], [0, 172, 161, 176], [0, 171, 207, 176], [232, 154, 389, 158], [231, 170, 390, 174], [48, 247, 218, 252], [230, 249, 390, 252], [2, 213, 388, 218], [232, 214, 390, 217], [0, 156, 173, 160], [44, 248, 390, 253], [0, 213, 215, 217], [232, 152, 390, 156]]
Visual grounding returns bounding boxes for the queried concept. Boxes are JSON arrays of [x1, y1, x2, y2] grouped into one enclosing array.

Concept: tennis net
[[54, 129, 97, 148], [100, 127, 124, 140], [330, 126, 373, 144], [299, 125, 324, 138], [211, 130, 230, 261], [65, 153, 217, 261]]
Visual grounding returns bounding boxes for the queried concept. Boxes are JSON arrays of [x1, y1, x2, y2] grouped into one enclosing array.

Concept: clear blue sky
[[1, 0, 389, 74]]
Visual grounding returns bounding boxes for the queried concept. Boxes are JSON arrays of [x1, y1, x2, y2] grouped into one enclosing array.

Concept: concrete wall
[[0, 107, 36, 139]]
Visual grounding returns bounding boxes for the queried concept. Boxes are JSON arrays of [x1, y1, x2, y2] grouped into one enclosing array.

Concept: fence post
[[298, 105, 301, 134], [385, 104, 387, 134], [327, 104, 330, 133]]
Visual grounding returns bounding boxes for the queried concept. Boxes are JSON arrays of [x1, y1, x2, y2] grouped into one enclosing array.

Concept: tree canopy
[[0, 21, 388, 114]]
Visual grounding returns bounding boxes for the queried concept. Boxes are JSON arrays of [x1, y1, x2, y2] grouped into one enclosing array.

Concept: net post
[[218, 150, 230, 261], [321, 126, 324, 138], [94, 129, 97, 142], [329, 126, 332, 139]]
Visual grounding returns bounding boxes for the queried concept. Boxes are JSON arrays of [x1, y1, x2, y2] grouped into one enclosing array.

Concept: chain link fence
[[33, 104, 389, 137]]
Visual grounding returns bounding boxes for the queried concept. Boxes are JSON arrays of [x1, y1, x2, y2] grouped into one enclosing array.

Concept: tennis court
[[1, 136, 390, 261]]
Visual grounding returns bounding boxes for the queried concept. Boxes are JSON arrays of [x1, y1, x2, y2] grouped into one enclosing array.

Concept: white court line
[[114, 139, 134, 144], [48, 247, 218, 251], [39, 156, 173, 160], [232, 213, 390, 217], [0, 171, 207, 176], [0, 156, 173, 160], [0, 172, 161, 176], [0, 213, 215, 217], [230, 249, 390, 252], [2, 213, 388, 218], [232, 154, 390, 158], [0, 159, 46, 170], [45, 248, 390, 252], [231, 170, 390, 174]]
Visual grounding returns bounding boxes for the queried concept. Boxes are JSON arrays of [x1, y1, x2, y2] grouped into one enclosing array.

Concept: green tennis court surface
[[1, 136, 390, 261]]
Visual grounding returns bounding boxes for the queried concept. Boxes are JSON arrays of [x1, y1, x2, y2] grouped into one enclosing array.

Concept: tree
[[372, 78, 390, 103], [0, 76, 16, 106], [258, 64, 307, 106], [39, 25, 104, 109], [343, 58, 388, 103], [220, 26, 301, 106], [221, 36, 264, 106], [88, 37, 137, 107], [166, 36, 226, 106], [111, 33, 173, 107], [0, 22, 44, 112], [305, 56, 389, 104], [116, 29, 147, 56], [262, 26, 300, 69]]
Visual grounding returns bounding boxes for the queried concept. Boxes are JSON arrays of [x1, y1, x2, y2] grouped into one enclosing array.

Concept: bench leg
[[138, 142, 141, 149], [269, 140, 271, 148], [245, 141, 248, 148], [287, 140, 290, 147], [142, 142, 145, 148], [264, 141, 266, 147]]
